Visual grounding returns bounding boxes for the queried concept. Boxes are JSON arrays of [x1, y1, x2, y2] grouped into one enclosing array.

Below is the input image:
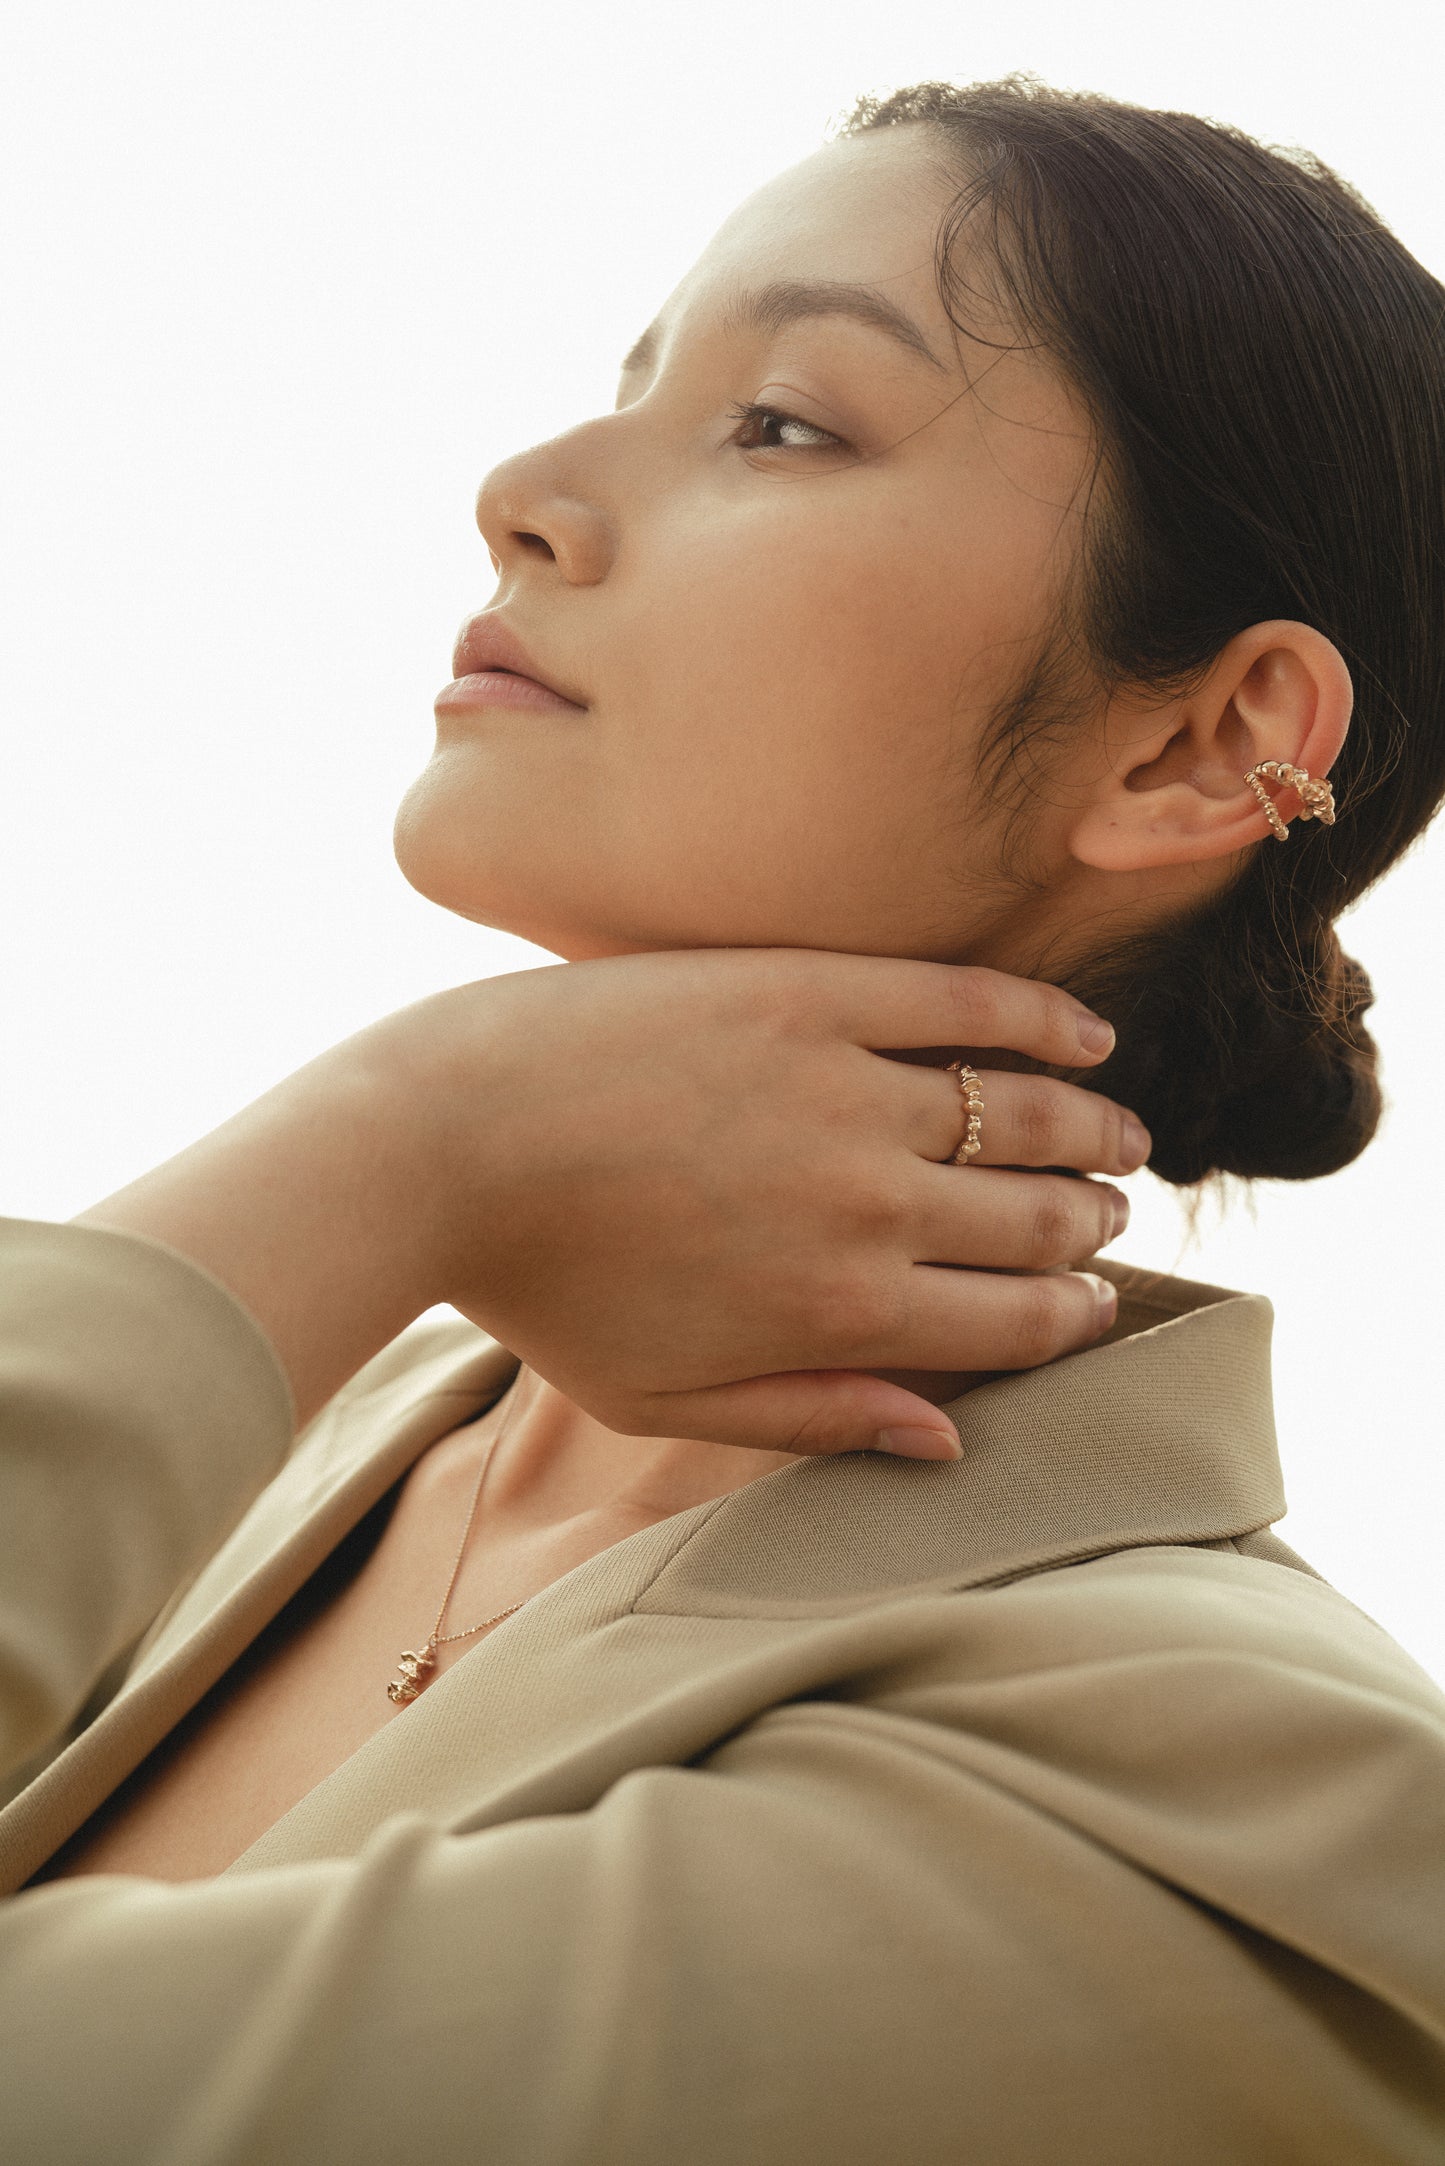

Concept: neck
[[482, 1366, 804, 1532]]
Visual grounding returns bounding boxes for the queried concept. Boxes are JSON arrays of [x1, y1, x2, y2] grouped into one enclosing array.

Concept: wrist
[[74, 1033, 446, 1430]]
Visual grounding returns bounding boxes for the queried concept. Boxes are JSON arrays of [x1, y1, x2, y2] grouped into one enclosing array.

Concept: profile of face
[[394, 126, 1350, 972]]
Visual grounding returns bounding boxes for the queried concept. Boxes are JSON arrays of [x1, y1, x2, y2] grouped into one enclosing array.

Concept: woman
[[3, 75, 1443, 2162]]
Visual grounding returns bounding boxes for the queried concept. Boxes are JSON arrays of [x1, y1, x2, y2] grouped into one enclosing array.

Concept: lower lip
[[435, 671, 585, 716]]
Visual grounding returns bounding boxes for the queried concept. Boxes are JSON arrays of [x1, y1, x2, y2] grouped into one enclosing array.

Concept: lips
[[448, 615, 586, 708]]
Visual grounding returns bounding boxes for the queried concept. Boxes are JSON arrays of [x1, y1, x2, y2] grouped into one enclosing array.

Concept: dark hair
[[842, 78, 1445, 1183]]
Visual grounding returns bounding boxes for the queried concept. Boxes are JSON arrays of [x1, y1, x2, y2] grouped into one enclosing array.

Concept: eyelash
[[726, 400, 845, 454]]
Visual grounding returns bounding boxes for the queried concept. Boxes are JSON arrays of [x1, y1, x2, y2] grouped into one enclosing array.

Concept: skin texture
[[396, 127, 1094, 962], [387, 122, 1352, 1509], [55, 130, 1359, 1881], [395, 126, 1352, 970]]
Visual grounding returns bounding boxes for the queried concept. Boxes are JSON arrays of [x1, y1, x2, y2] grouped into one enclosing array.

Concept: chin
[[393, 774, 526, 931], [391, 763, 852, 960], [392, 786, 645, 960]]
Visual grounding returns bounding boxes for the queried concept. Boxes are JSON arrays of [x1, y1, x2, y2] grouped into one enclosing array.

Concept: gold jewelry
[[1244, 760, 1337, 841], [946, 1060, 985, 1165], [386, 1372, 529, 1706]]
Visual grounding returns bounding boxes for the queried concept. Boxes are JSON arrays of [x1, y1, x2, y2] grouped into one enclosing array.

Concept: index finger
[[809, 955, 1116, 1068]]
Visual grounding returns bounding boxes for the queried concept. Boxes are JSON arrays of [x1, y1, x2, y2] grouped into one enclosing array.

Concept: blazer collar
[[0, 1260, 1280, 1892], [215, 1258, 1283, 1879], [632, 1258, 1282, 1618]]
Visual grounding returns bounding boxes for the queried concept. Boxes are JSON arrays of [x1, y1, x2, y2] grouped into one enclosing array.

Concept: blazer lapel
[[1, 1262, 1283, 1894], [0, 1324, 519, 1893], [222, 1264, 1285, 1879]]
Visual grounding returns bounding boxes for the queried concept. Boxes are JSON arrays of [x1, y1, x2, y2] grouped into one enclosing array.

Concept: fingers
[[811, 954, 1116, 1069], [635, 1264, 1119, 1454], [910, 1163, 1128, 1270], [633, 1371, 967, 1460], [885, 1263, 1118, 1375], [887, 1062, 1150, 1175]]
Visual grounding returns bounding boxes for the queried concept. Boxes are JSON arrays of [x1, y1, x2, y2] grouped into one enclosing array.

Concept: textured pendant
[[386, 1641, 437, 1706]]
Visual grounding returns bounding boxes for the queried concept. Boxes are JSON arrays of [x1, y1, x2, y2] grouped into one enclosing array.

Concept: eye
[[726, 400, 846, 454]]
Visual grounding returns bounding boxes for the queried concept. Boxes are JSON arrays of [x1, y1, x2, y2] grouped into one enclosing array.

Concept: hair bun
[[1201, 941, 1381, 1182], [1086, 905, 1382, 1186]]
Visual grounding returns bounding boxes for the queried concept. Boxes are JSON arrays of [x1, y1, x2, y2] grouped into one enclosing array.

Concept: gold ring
[[946, 1060, 984, 1165]]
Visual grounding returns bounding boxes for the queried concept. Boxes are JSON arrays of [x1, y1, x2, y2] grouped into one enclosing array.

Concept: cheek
[[622, 484, 1032, 838], [393, 458, 1067, 956]]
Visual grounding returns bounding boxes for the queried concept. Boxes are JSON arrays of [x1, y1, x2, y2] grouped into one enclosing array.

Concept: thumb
[[639, 1369, 964, 1460]]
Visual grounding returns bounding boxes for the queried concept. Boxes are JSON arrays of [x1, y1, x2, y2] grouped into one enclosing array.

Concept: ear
[[1069, 620, 1353, 872]]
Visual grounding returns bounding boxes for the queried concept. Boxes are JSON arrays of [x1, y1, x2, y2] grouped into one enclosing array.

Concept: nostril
[[516, 530, 556, 559]]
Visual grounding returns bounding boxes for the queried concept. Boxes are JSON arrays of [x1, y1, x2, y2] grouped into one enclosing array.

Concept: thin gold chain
[[429, 1370, 528, 1644], [385, 1367, 529, 1705]]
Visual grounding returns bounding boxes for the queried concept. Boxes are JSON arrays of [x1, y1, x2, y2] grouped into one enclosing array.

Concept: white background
[[2, 1, 1441, 1680]]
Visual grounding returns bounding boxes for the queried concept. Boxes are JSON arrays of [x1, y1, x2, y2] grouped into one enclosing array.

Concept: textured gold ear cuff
[[1244, 761, 1337, 841]]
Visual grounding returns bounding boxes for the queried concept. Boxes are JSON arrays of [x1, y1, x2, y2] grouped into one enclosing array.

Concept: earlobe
[[1068, 620, 1353, 873]]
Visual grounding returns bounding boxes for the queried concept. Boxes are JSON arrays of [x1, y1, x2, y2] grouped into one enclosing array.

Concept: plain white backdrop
[[2, 1, 1441, 1679]]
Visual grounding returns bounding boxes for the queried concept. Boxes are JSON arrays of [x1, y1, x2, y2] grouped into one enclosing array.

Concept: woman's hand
[[77, 949, 1147, 1454]]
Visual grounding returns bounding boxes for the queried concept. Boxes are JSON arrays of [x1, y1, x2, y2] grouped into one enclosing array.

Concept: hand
[[371, 949, 1145, 1455], [78, 949, 1146, 1455]]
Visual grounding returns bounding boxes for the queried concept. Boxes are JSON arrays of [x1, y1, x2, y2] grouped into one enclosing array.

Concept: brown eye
[[727, 401, 844, 453]]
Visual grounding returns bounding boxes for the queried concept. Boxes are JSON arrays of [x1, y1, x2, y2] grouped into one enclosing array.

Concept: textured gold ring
[[946, 1060, 985, 1165]]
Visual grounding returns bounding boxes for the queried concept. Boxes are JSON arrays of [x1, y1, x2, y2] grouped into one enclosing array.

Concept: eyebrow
[[619, 277, 949, 378]]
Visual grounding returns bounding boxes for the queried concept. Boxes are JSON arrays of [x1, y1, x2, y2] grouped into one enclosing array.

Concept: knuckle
[[1045, 986, 1082, 1053], [729, 958, 796, 1035], [1026, 1185, 1081, 1264], [811, 1260, 896, 1359], [723, 947, 834, 1041], [1017, 1079, 1067, 1163], [953, 968, 1002, 1038], [846, 1175, 910, 1244], [1002, 1276, 1076, 1366]]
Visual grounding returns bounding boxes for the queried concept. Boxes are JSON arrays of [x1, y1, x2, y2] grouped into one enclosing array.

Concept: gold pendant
[[386, 1641, 437, 1706]]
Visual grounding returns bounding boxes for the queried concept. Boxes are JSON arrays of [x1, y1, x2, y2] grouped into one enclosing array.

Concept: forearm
[[73, 1034, 442, 1433], [62, 947, 1141, 1460]]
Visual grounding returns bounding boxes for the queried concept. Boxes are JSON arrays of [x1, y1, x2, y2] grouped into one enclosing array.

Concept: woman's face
[[395, 126, 1096, 962]]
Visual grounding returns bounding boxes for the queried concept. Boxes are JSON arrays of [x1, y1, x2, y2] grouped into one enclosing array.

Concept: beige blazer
[[0, 1213, 1442, 2164]]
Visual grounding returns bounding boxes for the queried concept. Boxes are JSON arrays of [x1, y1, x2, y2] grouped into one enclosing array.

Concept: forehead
[[653, 128, 1093, 511], [674, 128, 960, 336]]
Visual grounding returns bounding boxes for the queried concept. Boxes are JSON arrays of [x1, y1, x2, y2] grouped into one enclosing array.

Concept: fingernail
[[1105, 1185, 1130, 1238], [878, 1427, 964, 1461], [1087, 1273, 1118, 1330], [1077, 1012, 1115, 1056], [1119, 1115, 1151, 1170]]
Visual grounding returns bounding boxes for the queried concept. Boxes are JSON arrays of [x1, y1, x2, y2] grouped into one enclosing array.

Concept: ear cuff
[[1244, 761, 1338, 841]]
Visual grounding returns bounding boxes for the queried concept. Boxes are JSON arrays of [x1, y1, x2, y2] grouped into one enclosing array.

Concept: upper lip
[[450, 614, 586, 706]]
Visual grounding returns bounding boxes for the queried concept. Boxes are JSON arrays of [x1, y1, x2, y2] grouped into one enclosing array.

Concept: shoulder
[[883, 1538, 1445, 1794], [1002, 1536, 1444, 1721], [809, 1539, 1445, 2013], [668, 1538, 1445, 2157]]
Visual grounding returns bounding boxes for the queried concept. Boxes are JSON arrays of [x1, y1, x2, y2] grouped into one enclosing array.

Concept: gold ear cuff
[[1244, 761, 1338, 841]]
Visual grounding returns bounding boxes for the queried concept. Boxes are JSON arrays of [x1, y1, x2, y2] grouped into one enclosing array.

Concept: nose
[[474, 429, 615, 587]]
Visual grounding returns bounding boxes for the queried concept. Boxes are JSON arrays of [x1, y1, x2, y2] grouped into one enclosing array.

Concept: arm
[[4, 1636, 1441, 2164], [3, 1217, 1437, 2159], [0, 1217, 292, 1777], [73, 948, 1142, 1448], [5, 950, 1134, 1777], [5, 948, 1143, 1776]]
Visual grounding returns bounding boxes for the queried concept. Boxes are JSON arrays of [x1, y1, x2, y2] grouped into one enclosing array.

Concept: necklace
[[385, 1369, 528, 1707]]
